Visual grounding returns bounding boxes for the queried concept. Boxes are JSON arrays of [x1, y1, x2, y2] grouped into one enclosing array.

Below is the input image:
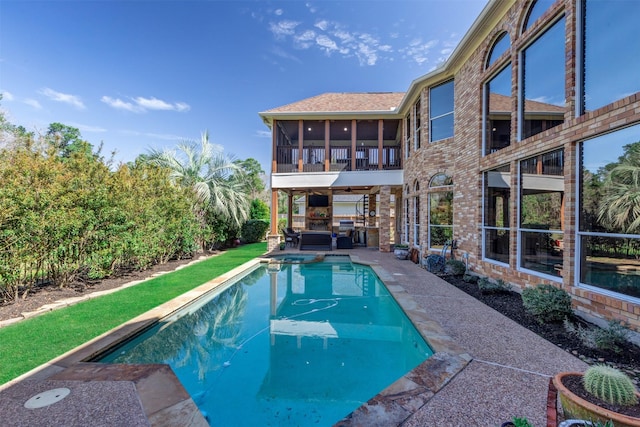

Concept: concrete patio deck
[[0, 247, 587, 426]]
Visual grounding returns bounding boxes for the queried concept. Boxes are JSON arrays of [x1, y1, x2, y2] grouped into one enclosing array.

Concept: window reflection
[[521, 18, 565, 140], [582, 0, 640, 113], [428, 174, 453, 249], [486, 32, 510, 68], [483, 165, 510, 264], [430, 80, 454, 142], [523, 0, 556, 31], [519, 149, 564, 277], [579, 123, 640, 299], [484, 65, 512, 155]]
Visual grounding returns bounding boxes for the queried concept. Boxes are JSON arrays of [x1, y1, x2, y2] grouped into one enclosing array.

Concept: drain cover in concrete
[[24, 388, 70, 409]]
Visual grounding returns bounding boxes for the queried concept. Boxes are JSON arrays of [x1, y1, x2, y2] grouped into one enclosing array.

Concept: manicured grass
[[0, 242, 266, 385]]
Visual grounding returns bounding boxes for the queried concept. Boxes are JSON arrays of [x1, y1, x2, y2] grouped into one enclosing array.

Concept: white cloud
[[24, 99, 42, 109], [269, 20, 300, 38], [274, 8, 283, 16], [256, 129, 271, 138], [102, 95, 190, 113], [294, 30, 316, 49], [40, 87, 85, 109], [316, 35, 338, 53], [314, 20, 328, 31], [102, 96, 141, 113], [1, 91, 14, 101]]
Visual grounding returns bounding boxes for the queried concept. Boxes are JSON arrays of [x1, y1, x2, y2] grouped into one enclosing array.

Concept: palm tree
[[147, 131, 249, 241], [598, 142, 640, 234]]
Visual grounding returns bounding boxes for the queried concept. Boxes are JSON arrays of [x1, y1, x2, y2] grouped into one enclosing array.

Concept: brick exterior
[[399, 0, 640, 331]]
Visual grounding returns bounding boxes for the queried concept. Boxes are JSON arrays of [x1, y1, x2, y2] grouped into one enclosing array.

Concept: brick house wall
[[401, 0, 640, 331]]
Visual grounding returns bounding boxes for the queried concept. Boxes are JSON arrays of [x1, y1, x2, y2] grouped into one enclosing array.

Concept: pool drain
[[24, 388, 70, 409]]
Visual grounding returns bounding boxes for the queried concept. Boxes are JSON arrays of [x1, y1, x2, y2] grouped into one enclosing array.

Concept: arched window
[[523, 0, 555, 32], [428, 174, 453, 249], [403, 184, 410, 243], [413, 181, 420, 246], [486, 32, 510, 69]]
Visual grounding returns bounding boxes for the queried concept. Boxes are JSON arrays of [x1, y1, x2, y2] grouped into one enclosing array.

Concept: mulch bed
[[441, 274, 640, 384]]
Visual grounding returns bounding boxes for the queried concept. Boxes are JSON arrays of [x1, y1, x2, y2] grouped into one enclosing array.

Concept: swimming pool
[[97, 256, 433, 425]]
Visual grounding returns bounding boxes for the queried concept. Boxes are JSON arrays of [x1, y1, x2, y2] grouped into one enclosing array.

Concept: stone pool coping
[[0, 253, 471, 426]]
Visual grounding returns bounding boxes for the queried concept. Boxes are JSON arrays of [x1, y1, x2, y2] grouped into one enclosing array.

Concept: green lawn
[[0, 242, 266, 385]]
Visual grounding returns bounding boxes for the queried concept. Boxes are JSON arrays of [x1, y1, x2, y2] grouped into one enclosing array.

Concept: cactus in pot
[[583, 364, 639, 406]]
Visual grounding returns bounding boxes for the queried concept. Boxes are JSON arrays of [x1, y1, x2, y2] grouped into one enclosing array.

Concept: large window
[[483, 165, 511, 264], [519, 149, 564, 278], [403, 185, 410, 243], [579, 124, 640, 300], [428, 174, 453, 249], [520, 17, 565, 140], [580, 0, 640, 114], [405, 113, 411, 158], [484, 64, 512, 155], [429, 80, 454, 142], [413, 182, 420, 246], [414, 99, 421, 150]]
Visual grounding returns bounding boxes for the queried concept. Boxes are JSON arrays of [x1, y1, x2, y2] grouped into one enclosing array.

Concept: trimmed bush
[[241, 219, 269, 243], [478, 277, 511, 294], [583, 364, 639, 406], [445, 259, 466, 275], [564, 319, 631, 353], [521, 284, 572, 323]]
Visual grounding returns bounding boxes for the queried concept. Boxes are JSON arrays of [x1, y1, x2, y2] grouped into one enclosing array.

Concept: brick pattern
[[402, 0, 640, 330]]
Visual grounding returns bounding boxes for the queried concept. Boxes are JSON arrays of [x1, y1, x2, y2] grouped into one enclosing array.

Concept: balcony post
[[298, 120, 304, 172], [351, 119, 356, 171], [272, 119, 277, 174], [324, 120, 330, 172], [378, 119, 384, 170]]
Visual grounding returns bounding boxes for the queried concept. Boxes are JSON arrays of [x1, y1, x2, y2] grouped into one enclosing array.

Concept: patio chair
[[283, 227, 300, 247]]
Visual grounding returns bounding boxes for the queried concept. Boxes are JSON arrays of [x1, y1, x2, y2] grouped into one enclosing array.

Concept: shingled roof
[[262, 92, 405, 114]]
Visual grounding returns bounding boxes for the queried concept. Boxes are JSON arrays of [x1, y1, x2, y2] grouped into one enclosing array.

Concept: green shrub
[[445, 259, 466, 275], [241, 219, 270, 243], [478, 277, 511, 294], [583, 364, 639, 406], [521, 284, 572, 323], [249, 198, 270, 220], [463, 273, 478, 283], [564, 319, 630, 353]]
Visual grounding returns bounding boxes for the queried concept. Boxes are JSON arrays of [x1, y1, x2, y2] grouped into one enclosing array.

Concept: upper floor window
[[484, 64, 512, 155], [523, 0, 556, 31], [414, 99, 422, 150], [486, 32, 510, 68], [520, 17, 565, 140], [579, 0, 640, 114], [405, 113, 411, 158], [430, 80, 454, 142]]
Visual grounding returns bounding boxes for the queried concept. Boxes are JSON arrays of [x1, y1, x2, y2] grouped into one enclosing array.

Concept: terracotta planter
[[553, 372, 640, 427]]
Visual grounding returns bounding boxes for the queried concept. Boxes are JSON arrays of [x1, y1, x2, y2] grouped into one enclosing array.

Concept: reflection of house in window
[[521, 98, 564, 139], [487, 93, 512, 153]]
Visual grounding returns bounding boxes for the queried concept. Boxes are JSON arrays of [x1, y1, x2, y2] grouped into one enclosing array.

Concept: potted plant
[[279, 242, 286, 250], [553, 365, 640, 427], [393, 244, 409, 259]]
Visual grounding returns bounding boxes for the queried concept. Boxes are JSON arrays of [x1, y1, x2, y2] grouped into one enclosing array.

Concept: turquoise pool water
[[97, 257, 433, 426]]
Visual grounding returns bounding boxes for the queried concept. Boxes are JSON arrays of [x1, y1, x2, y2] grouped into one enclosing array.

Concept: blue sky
[[1, 0, 488, 174]]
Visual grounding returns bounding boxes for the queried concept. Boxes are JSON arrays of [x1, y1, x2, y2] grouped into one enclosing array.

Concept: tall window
[[405, 113, 411, 158], [414, 99, 421, 150], [519, 149, 564, 278], [579, 124, 640, 300], [483, 165, 511, 264], [520, 17, 565, 140], [580, 0, 640, 114], [404, 185, 410, 243], [429, 80, 454, 142], [484, 64, 512, 155], [428, 174, 453, 249], [413, 182, 420, 246]]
